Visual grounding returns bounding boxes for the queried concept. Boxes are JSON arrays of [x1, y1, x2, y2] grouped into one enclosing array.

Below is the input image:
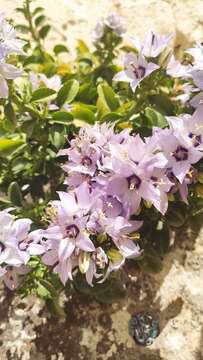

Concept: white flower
[[92, 13, 125, 41], [0, 61, 22, 98], [0, 210, 31, 267], [0, 13, 25, 59], [92, 21, 104, 41], [29, 72, 61, 92], [113, 52, 159, 92], [186, 42, 203, 69], [104, 13, 126, 36], [166, 55, 191, 78], [130, 31, 174, 58]]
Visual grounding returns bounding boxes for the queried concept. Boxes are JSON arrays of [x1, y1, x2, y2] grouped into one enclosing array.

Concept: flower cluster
[[0, 13, 24, 98], [113, 31, 174, 91], [164, 41, 203, 108], [1, 7, 203, 295], [0, 209, 44, 289], [92, 13, 126, 42], [28, 104, 203, 286]]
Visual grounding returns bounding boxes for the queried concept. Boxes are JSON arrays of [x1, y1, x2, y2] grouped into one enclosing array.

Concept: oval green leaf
[[57, 79, 79, 107]]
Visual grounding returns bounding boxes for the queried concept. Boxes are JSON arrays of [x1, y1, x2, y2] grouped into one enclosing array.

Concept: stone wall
[[4, 0, 203, 52]]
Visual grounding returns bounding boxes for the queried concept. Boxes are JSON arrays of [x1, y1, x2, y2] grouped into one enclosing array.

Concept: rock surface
[[1, 1, 203, 359], [4, 0, 203, 51]]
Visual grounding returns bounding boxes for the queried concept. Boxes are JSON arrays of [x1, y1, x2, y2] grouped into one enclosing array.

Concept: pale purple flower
[[167, 105, 203, 151], [41, 185, 96, 266], [186, 42, 203, 69], [0, 210, 32, 266], [0, 13, 25, 59], [102, 136, 169, 214], [176, 83, 199, 104], [166, 55, 190, 78], [167, 167, 196, 204], [104, 13, 126, 36], [0, 61, 22, 98], [154, 127, 202, 183], [190, 91, 203, 108], [84, 247, 108, 286], [104, 216, 142, 258], [113, 52, 159, 92], [0, 265, 29, 290], [0, 210, 35, 289], [92, 21, 104, 41], [29, 72, 61, 92], [92, 13, 125, 41], [131, 31, 174, 58], [189, 68, 203, 89]]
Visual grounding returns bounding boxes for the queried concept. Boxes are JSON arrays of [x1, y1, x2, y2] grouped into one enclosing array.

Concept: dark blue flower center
[[127, 174, 141, 190], [0, 242, 5, 252], [151, 176, 158, 187], [173, 146, 188, 161], [131, 64, 146, 79], [188, 132, 201, 147], [66, 224, 79, 239], [81, 156, 92, 166]]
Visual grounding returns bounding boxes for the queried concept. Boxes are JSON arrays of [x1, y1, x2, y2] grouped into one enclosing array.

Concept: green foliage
[[57, 79, 79, 107], [74, 273, 126, 303], [8, 181, 24, 207], [31, 87, 56, 101], [0, 0, 200, 307]]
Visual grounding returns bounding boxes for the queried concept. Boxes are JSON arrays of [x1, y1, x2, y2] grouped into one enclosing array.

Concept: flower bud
[[158, 48, 173, 68], [144, 200, 152, 209], [97, 233, 108, 243], [107, 248, 123, 262], [128, 232, 140, 240], [168, 194, 175, 201], [78, 252, 90, 274]]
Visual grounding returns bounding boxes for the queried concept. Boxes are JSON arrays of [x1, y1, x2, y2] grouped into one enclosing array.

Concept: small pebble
[[129, 313, 159, 346]]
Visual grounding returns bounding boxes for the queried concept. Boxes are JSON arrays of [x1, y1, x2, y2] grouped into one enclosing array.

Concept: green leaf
[[144, 107, 168, 128], [167, 202, 187, 228], [31, 87, 56, 102], [49, 125, 66, 149], [74, 274, 126, 303], [0, 196, 11, 205], [50, 111, 73, 125], [76, 40, 90, 57], [138, 245, 163, 273], [35, 15, 46, 27], [33, 7, 44, 16], [0, 138, 24, 157], [53, 44, 69, 55], [71, 104, 95, 124], [76, 83, 97, 103], [36, 282, 52, 299], [4, 103, 16, 128], [15, 24, 30, 33], [149, 94, 175, 115], [38, 24, 51, 39], [101, 112, 123, 123], [57, 79, 79, 107], [97, 83, 119, 119], [8, 182, 23, 207], [23, 55, 41, 66], [16, 7, 27, 16], [98, 83, 120, 111]]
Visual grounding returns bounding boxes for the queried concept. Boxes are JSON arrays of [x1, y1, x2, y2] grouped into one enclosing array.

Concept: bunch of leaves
[[0, 0, 203, 305]]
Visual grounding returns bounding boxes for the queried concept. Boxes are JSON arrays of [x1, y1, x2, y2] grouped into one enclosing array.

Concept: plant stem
[[24, 0, 42, 49]]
